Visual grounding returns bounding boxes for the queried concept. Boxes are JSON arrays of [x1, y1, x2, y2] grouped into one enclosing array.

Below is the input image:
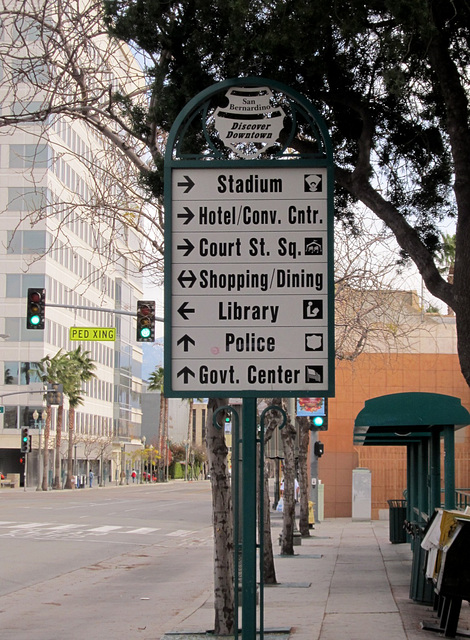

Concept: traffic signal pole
[[24, 452, 28, 491], [45, 302, 164, 321]]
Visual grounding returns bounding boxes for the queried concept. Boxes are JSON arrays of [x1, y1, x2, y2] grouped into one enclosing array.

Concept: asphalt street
[[0, 482, 214, 640]]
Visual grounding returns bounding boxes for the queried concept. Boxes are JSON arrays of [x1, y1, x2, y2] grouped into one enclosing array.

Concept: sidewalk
[[162, 515, 470, 640]]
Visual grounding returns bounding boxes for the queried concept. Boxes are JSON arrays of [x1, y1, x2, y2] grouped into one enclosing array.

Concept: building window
[[5, 318, 44, 342], [7, 230, 49, 254], [3, 407, 18, 429], [4, 361, 42, 385], [4, 362, 19, 385], [7, 187, 48, 211], [6, 273, 46, 297], [2, 405, 44, 429], [9, 144, 49, 168]]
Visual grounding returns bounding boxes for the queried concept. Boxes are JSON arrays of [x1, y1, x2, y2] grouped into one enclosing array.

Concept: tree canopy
[[103, 0, 470, 384]]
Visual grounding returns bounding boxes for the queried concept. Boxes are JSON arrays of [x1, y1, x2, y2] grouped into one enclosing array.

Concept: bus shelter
[[354, 392, 470, 522], [354, 392, 470, 605]]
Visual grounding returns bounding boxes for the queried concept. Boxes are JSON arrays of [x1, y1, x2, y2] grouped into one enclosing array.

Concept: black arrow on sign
[[177, 175, 195, 193], [177, 207, 195, 225], [177, 302, 195, 320], [177, 366, 195, 383], [177, 238, 195, 257], [177, 334, 196, 352], [177, 270, 197, 288]]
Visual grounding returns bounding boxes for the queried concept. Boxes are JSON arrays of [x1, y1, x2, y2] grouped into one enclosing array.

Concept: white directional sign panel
[[169, 165, 333, 395]]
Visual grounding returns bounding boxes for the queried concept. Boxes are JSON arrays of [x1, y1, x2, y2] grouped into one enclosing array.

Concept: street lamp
[[183, 439, 189, 482], [33, 410, 42, 491], [149, 445, 154, 482], [141, 436, 146, 483], [120, 444, 125, 485]]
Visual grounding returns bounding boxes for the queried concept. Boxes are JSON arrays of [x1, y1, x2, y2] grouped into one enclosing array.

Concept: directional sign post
[[164, 77, 335, 640], [165, 84, 334, 399]]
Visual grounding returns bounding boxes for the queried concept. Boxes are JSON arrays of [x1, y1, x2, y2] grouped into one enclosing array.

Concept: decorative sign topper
[[213, 86, 286, 159]]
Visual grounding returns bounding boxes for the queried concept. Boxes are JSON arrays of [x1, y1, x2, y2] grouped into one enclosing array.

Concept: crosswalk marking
[[42, 524, 82, 531], [88, 525, 123, 534], [166, 529, 196, 537], [7, 522, 54, 529], [127, 527, 160, 535], [0, 521, 209, 546]]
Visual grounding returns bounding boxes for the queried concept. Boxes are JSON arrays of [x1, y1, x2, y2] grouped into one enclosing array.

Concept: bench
[[0, 479, 15, 488]]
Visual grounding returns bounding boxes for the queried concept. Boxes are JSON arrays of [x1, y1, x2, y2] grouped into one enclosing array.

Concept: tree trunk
[[298, 417, 311, 537], [263, 456, 277, 584], [53, 404, 64, 489], [262, 398, 284, 582], [280, 406, 297, 556], [65, 407, 75, 489], [207, 398, 234, 636], [41, 409, 51, 491]]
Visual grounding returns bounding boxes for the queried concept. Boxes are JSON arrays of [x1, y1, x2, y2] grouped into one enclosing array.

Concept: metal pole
[[24, 452, 28, 491], [444, 425, 455, 510], [36, 417, 42, 491], [242, 397, 257, 640], [310, 429, 319, 522], [430, 428, 441, 511]]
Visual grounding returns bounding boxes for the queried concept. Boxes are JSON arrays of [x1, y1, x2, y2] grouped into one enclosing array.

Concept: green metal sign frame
[[164, 77, 335, 398]]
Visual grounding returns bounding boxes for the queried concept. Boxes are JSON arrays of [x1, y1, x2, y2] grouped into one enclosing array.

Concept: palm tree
[[64, 347, 96, 490], [147, 366, 168, 480], [34, 350, 70, 491]]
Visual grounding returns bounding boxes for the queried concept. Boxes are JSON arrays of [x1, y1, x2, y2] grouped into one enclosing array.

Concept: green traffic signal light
[[30, 313, 41, 326], [140, 326, 151, 339], [312, 416, 324, 427]]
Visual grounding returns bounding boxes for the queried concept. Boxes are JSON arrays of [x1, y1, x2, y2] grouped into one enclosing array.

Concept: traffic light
[[310, 398, 328, 431], [314, 441, 324, 458], [20, 427, 29, 453], [26, 288, 46, 329], [136, 300, 155, 342], [47, 383, 63, 406]]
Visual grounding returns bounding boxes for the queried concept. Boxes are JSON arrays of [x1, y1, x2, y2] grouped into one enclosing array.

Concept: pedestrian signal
[[314, 441, 325, 458]]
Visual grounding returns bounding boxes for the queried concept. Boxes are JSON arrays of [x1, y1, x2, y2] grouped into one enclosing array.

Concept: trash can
[[387, 499, 407, 543]]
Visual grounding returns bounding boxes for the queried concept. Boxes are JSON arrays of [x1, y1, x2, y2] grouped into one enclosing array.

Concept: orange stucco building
[[318, 307, 470, 519]]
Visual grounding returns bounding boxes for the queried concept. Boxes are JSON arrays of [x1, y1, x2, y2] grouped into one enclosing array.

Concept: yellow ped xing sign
[[70, 327, 116, 342]]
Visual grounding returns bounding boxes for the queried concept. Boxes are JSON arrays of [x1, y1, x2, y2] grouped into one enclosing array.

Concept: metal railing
[[455, 489, 470, 511]]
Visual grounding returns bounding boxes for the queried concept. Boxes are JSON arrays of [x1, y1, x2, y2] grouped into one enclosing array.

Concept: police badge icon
[[213, 86, 286, 159]]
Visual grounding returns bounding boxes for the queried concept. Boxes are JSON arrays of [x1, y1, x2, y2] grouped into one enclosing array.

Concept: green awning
[[354, 392, 470, 446]]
